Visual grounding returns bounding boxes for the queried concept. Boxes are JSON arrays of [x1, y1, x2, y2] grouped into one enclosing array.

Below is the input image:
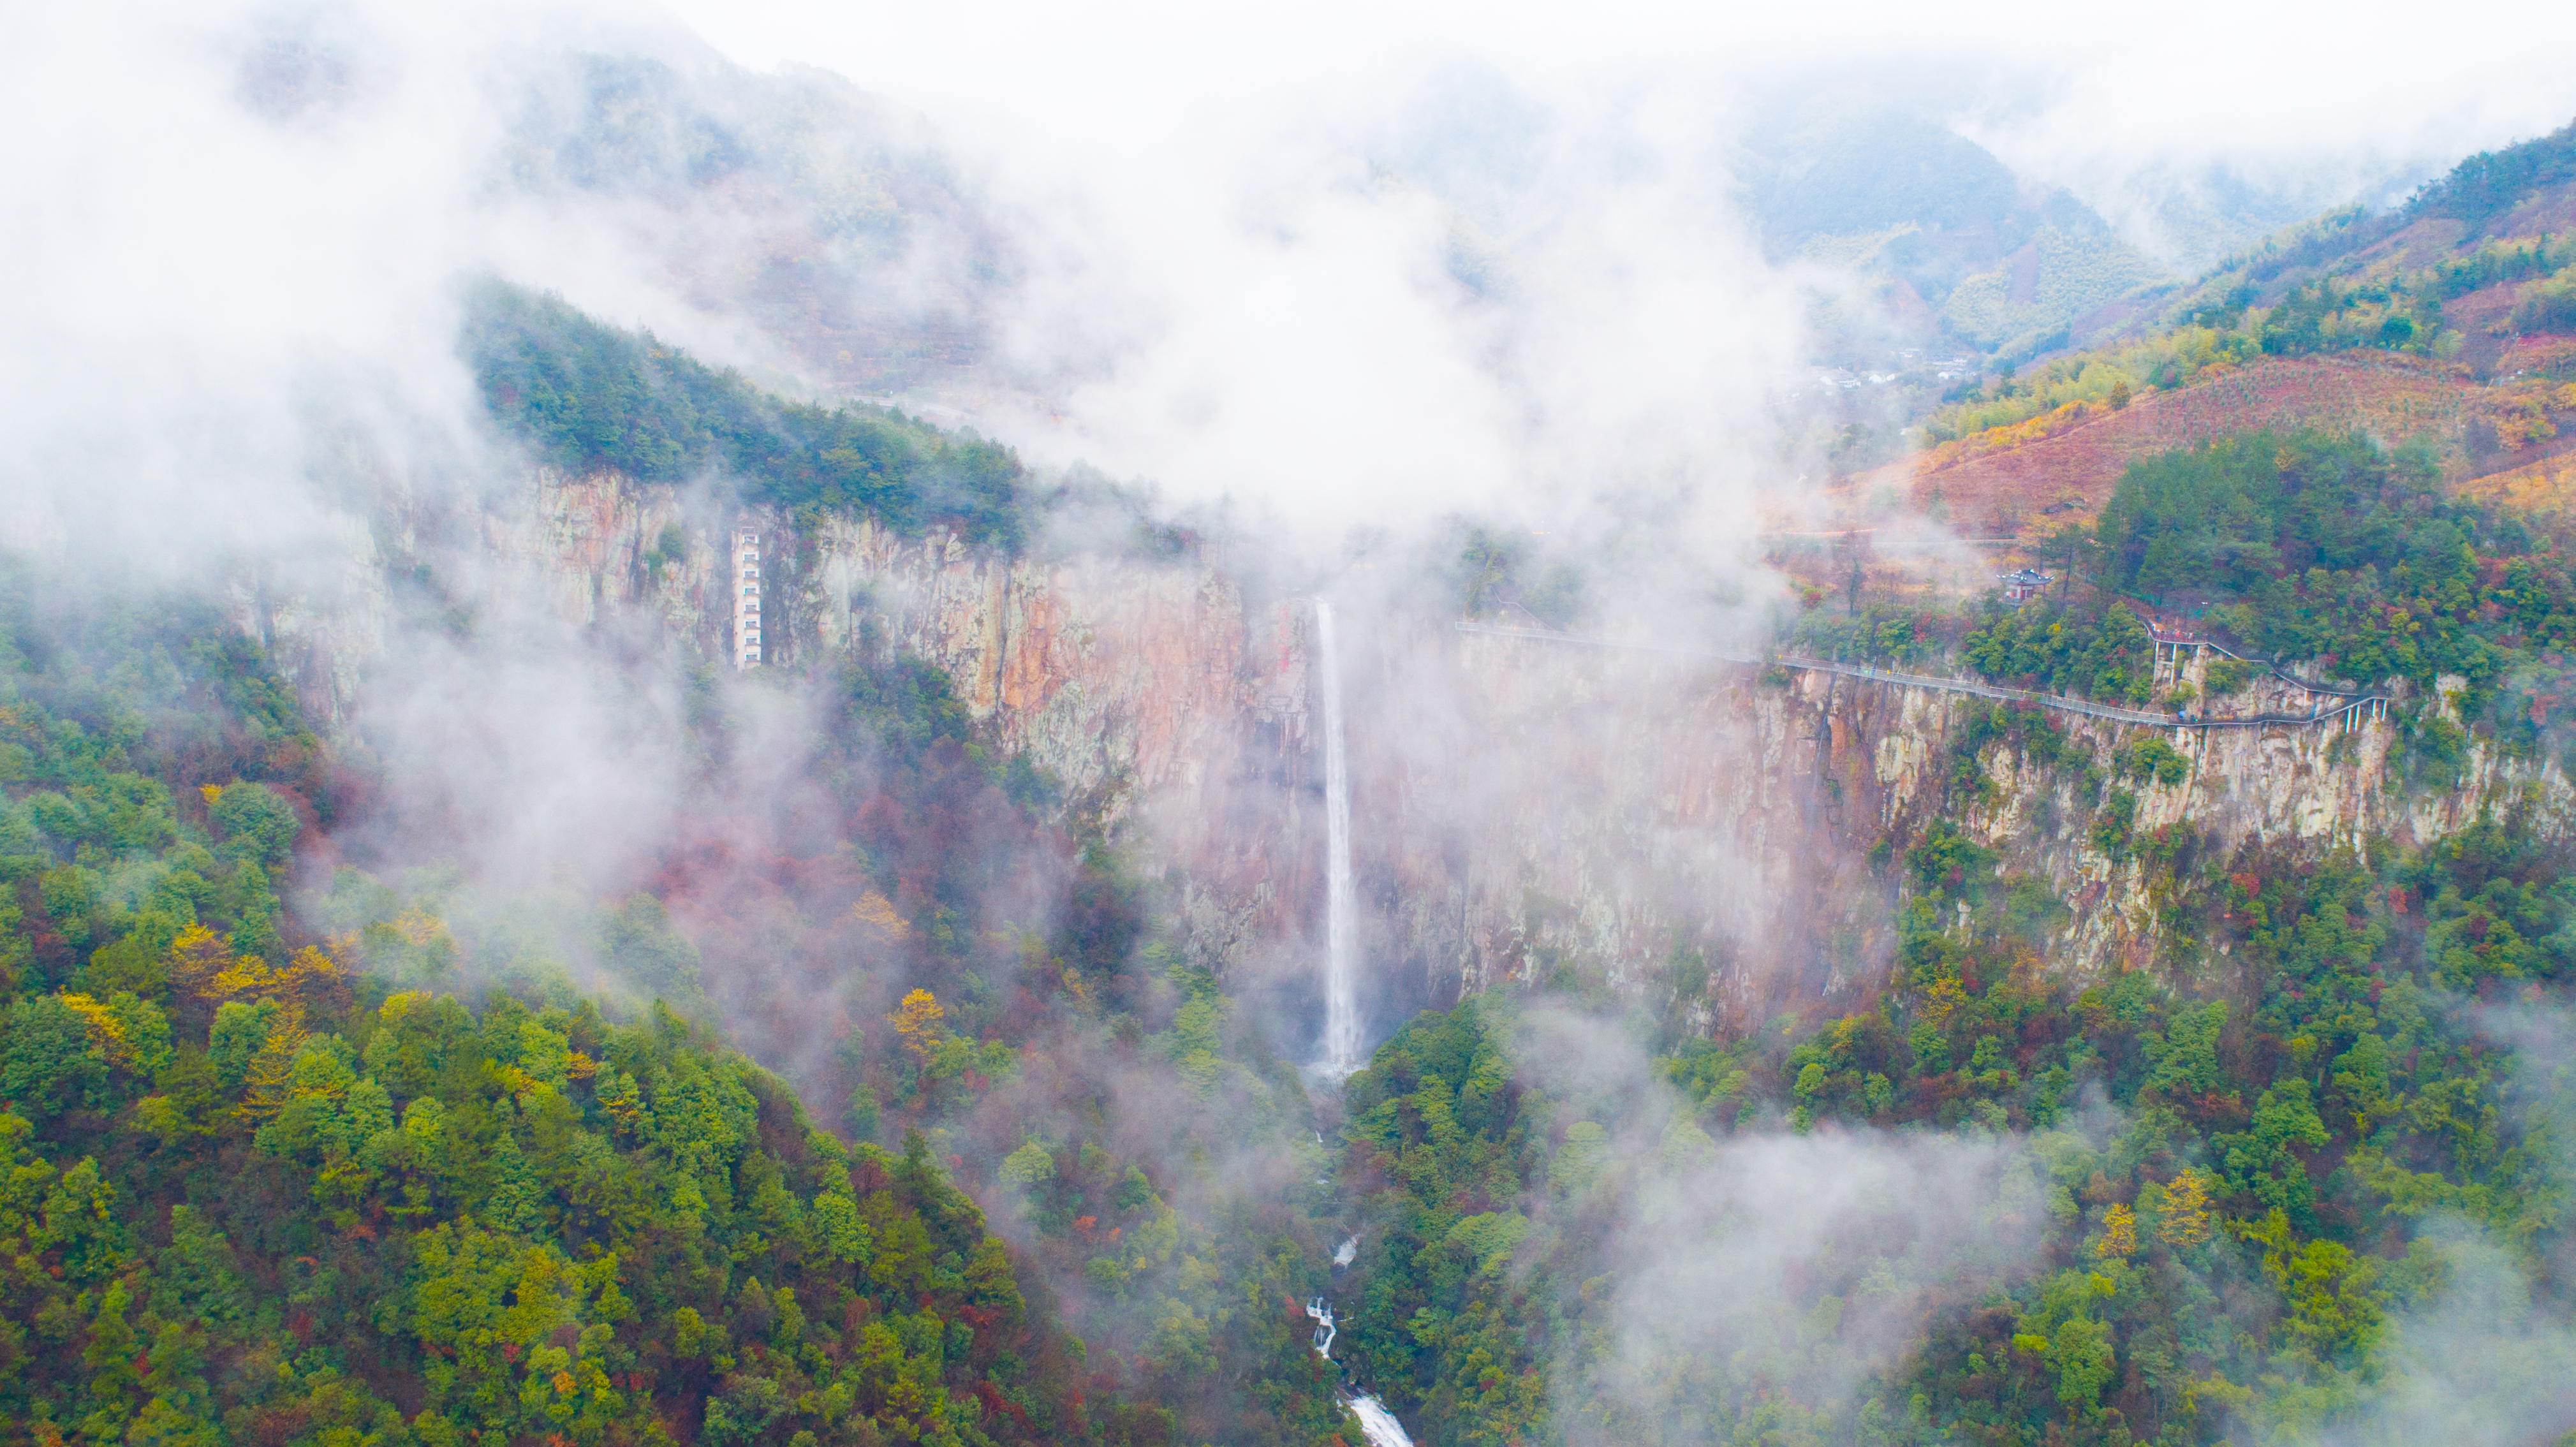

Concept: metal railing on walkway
[[1455, 622, 2391, 732], [2153, 631, 2377, 700]]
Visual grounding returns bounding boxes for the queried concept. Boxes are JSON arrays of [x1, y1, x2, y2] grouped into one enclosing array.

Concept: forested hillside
[[27, 231, 2576, 1447], [0, 562, 1188, 1447], [1325, 808, 2576, 1444], [1807, 424, 2576, 713], [1839, 117, 2576, 547], [445, 288, 2576, 1446], [0, 484, 1374, 1447], [466, 283, 1025, 546], [1702, 132, 2576, 1434]]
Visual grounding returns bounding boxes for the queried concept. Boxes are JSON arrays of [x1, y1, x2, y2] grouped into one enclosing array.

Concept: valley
[[11, 24, 2576, 1447]]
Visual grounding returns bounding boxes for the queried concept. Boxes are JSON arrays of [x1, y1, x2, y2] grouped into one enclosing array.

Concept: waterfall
[[1307, 604, 1411, 1447], [1314, 598, 1362, 1076]]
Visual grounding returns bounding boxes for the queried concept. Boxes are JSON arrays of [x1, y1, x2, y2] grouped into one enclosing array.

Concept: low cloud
[[1512, 1006, 2050, 1440]]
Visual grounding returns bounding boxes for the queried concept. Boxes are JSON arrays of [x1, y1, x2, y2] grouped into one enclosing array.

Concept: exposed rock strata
[[236, 466, 2570, 1038]]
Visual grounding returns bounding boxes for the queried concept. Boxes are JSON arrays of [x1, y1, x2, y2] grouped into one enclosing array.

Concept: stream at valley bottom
[[1307, 1295, 1416, 1446]]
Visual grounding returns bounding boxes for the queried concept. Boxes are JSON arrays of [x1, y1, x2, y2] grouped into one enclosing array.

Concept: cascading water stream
[[1314, 598, 1362, 1077], [1306, 601, 1409, 1446], [1304, 1300, 1415, 1447]]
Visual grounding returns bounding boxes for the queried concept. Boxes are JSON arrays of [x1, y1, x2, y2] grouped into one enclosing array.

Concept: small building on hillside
[[1999, 568, 2051, 603]]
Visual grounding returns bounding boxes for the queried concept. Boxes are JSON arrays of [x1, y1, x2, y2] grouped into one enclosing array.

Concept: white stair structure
[[733, 527, 763, 668]]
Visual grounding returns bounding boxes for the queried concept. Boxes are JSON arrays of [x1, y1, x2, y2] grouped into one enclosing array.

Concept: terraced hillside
[[1809, 122, 2576, 557], [2454, 444, 2576, 522], [1861, 355, 2494, 535]]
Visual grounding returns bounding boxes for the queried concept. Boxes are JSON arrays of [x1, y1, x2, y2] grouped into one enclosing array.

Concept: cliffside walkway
[[1455, 622, 2391, 732], [2152, 627, 2379, 701]]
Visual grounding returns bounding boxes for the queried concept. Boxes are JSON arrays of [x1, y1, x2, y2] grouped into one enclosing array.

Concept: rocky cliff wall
[[227, 467, 1343, 1010], [1371, 632, 2572, 1024], [225, 465, 2570, 1043], [255, 468, 1300, 815], [237, 466, 733, 733], [782, 513, 1340, 993]]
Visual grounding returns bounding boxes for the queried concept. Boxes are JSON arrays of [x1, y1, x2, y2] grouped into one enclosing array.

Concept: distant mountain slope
[[1859, 118, 2576, 541], [1752, 110, 2053, 247], [2113, 120, 2576, 367], [488, 48, 1005, 392], [1745, 108, 2174, 360], [1870, 119, 2576, 383]]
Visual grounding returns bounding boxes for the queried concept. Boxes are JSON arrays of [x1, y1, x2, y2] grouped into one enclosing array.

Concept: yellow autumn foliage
[[233, 1016, 313, 1124], [848, 892, 908, 941], [392, 909, 452, 949], [57, 993, 139, 1068], [2096, 1203, 2137, 1260], [165, 925, 235, 999], [2160, 1168, 2214, 1249], [890, 988, 945, 1064]]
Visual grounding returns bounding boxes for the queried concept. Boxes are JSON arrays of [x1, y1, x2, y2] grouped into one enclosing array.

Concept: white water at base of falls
[[1314, 598, 1362, 1077], [1304, 1298, 1414, 1447], [1347, 1395, 1417, 1447]]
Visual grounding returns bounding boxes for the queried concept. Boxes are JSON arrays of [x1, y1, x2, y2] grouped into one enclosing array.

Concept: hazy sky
[[648, 0, 2576, 540], [663, 0, 2576, 207], [9, 0, 2575, 562]]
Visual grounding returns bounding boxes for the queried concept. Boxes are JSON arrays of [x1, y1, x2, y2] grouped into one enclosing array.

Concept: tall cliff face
[[816, 547, 2568, 1034], [230, 464, 2569, 1046], [1357, 634, 2570, 1022], [783, 513, 1336, 988], [787, 515, 1300, 806], [240, 467, 733, 733], [470, 469, 730, 650], [229, 467, 1343, 1013], [254, 468, 1297, 810], [1347, 628, 1869, 1026], [1809, 661, 2565, 974]]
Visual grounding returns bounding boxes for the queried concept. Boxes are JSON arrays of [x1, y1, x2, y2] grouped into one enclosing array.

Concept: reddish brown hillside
[[2455, 446, 2576, 524], [1859, 356, 2489, 537]]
